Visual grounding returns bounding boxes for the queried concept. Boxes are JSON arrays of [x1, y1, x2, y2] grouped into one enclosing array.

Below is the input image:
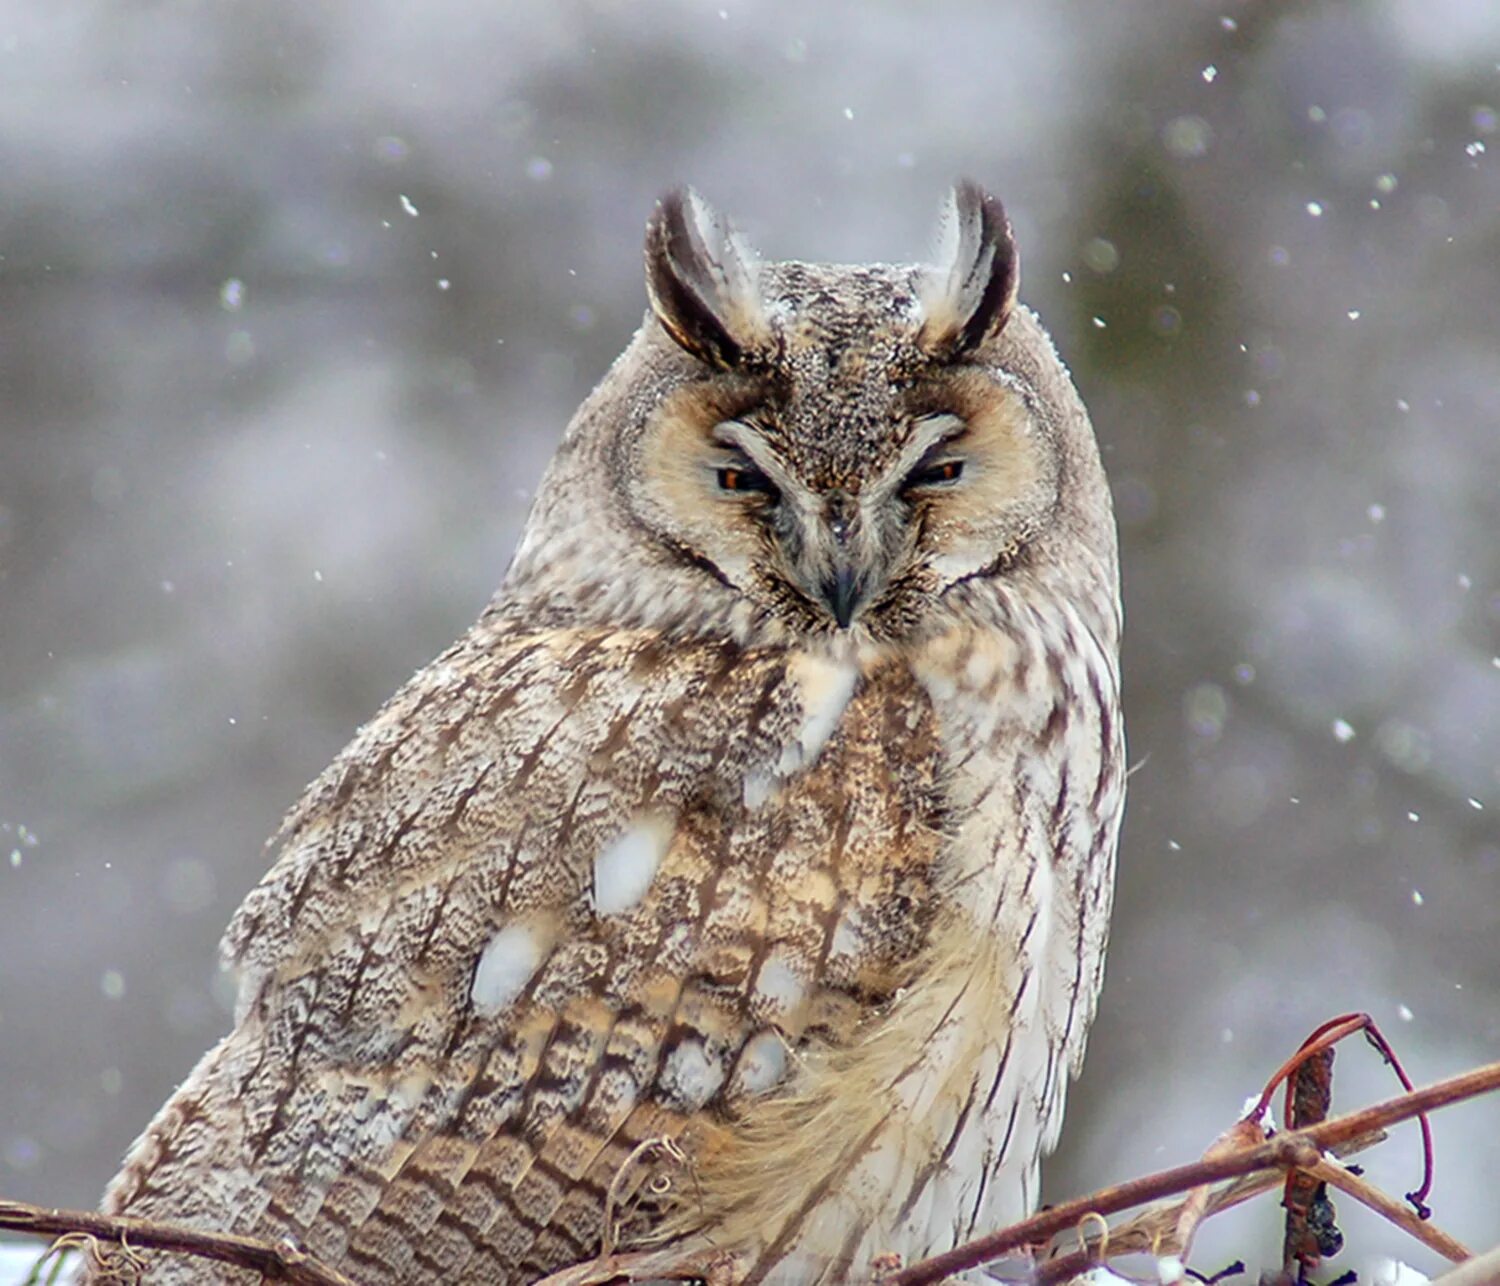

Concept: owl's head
[[507, 182, 1117, 648]]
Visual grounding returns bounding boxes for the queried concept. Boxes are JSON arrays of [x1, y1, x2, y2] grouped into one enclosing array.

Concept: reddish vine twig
[[1248, 1012, 1434, 1216], [886, 1058, 1500, 1286]]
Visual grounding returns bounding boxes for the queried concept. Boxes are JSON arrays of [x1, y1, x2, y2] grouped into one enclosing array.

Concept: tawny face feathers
[[624, 186, 1062, 643], [97, 183, 1124, 1286], [503, 184, 1114, 653]]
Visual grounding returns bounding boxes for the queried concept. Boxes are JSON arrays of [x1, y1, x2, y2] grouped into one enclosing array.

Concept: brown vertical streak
[[249, 971, 330, 1163], [1048, 765, 1071, 853], [593, 680, 655, 776], [507, 709, 574, 797], [444, 761, 497, 830], [1005, 967, 1029, 1023], [705, 637, 748, 694], [982, 1029, 1016, 1116], [743, 1112, 894, 1286], [994, 1095, 1020, 1163], [744, 663, 788, 739], [485, 825, 540, 930], [235, 1034, 273, 1099], [887, 971, 977, 1093], [552, 773, 597, 856], [557, 663, 596, 710], [1040, 1041, 1058, 1113], [1010, 636, 1031, 690], [974, 808, 1023, 924], [893, 1075, 981, 1222], [335, 930, 383, 1022], [327, 800, 421, 887], [1087, 665, 1116, 813], [1055, 929, 1087, 1071], [1043, 634, 1068, 688], [470, 638, 548, 704], [831, 1217, 870, 1283], [414, 871, 466, 967], [963, 1146, 994, 1241], [1040, 697, 1068, 747], [828, 791, 854, 885], [429, 675, 478, 750], [1013, 904, 1041, 959], [807, 890, 851, 1005]]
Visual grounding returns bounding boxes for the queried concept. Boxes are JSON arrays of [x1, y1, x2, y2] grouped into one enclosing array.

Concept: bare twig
[[886, 1134, 1324, 1286], [887, 1059, 1500, 1286], [1032, 1168, 1292, 1286], [1310, 1160, 1470, 1264], [0, 1200, 359, 1286], [1178, 1118, 1272, 1262], [1030, 1133, 1388, 1286]]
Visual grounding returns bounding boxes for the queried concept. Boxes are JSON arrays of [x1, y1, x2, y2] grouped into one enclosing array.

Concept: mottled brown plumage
[[98, 182, 1125, 1284]]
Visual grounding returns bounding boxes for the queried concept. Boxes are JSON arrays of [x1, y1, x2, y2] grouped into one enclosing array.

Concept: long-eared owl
[[97, 181, 1125, 1285]]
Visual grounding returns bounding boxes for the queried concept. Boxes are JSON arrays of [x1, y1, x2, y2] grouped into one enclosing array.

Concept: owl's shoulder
[[223, 620, 716, 964]]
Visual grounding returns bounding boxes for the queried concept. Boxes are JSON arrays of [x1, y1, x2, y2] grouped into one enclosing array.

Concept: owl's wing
[[104, 614, 946, 1284]]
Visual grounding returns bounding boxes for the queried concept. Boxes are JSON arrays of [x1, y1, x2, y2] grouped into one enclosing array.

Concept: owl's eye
[[717, 463, 778, 497], [902, 458, 965, 492]]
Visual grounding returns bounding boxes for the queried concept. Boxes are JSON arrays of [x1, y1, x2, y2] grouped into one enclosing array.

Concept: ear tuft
[[644, 188, 764, 368], [918, 180, 1019, 360]]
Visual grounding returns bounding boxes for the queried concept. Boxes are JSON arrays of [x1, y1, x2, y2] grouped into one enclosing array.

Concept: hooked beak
[[821, 564, 864, 629], [813, 492, 868, 629]]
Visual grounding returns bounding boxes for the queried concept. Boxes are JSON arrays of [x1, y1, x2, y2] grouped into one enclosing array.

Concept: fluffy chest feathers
[[106, 616, 1120, 1286], [652, 612, 1122, 1282]]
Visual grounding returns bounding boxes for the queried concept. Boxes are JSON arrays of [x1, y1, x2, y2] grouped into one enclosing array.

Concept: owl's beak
[[821, 564, 864, 629], [816, 492, 868, 628]]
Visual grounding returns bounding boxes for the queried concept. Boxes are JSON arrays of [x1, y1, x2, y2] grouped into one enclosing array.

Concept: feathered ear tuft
[[644, 188, 764, 369], [917, 180, 1019, 360]]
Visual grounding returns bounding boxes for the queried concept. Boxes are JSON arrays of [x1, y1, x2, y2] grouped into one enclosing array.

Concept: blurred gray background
[[2, 0, 1498, 1277]]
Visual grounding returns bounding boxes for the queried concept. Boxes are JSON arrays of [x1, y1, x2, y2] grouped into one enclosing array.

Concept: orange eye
[[716, 464, 777, 496], [903, 458, 965, 491]]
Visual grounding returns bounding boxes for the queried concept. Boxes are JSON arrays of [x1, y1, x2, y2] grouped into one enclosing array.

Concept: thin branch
[[1178, 1118, 1270, 1262], [1310, 1160, 1470, 1264], [1029, 1133, 1388, 1286], [886, 1135, 1324, 1286], [1295, 1059, 1500, 1155], [1031, 1169, 1291, 1286], [887, 1059, 1500, 1286], [0, 1200, 359, 1286]]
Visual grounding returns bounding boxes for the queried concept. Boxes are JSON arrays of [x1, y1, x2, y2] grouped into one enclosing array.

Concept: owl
[[95, 181, 1124, 1285]]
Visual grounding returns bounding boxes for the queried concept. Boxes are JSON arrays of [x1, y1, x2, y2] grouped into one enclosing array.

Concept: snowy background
[[2, 0, 1498, 1278]]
